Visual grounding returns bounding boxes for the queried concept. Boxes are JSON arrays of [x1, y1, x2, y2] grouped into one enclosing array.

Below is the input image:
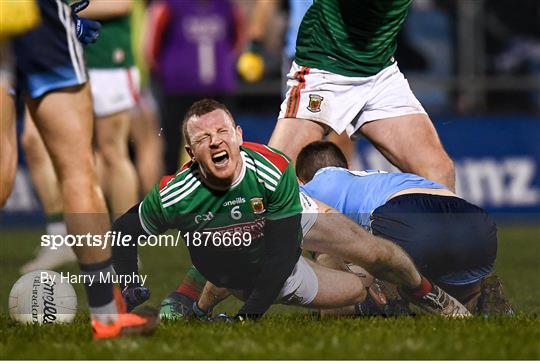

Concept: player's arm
[[111, 182, 169, 285], [246, 0, 279, 44], [236, 0, 278, 82], [78, 0, 133, 20], [236, 163, 303, 320], [144, 0, 171, 70]]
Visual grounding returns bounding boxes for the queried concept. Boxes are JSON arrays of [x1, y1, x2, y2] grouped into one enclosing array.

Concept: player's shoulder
[[158, 162, 196, 190], [154, 161, 203, 208], [241, 142, 292, 174]]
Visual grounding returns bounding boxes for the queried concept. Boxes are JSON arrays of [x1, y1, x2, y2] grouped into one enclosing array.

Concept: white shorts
[[278, 61, 426, 136], [276, 256, 318, 306], [89, 67, 140, 117], [300, 191, 318, 237]]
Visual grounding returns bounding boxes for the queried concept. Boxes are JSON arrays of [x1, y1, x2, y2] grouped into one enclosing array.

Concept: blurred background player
[[296, 141, 514, 315], [128, 0, 164, 195], [270, 0, 456, 191], [0, 0, 40, 206], [144, 0, 244, 174], [9, 0, 157, 339], [20, 111, 76, 273], [79, 0, 139, 219]]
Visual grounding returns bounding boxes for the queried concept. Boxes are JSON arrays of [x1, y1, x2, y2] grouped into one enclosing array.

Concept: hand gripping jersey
[[295, 0, 412, 77], [139, 142, 302, 289], [300, 167, 447, 229]]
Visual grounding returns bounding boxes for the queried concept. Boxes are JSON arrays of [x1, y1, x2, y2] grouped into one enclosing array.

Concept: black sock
[[79, 258, 115, 310]]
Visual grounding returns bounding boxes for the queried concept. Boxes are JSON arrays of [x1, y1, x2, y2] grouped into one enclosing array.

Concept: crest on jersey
[[250, 197, 266, 214], [307, 94, 323, 113]]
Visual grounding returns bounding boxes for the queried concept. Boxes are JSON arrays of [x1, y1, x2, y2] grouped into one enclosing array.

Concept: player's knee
[[21, 130, 42, 160], [98, 143, 128, 166], [354, 280, 367, 304], [55, 153, 96, 182]]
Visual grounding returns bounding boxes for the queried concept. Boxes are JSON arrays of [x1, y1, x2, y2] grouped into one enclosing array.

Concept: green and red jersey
[[295, 0, 412, 77], [139, 142, 302, 289], [85, 15, 134, 69]]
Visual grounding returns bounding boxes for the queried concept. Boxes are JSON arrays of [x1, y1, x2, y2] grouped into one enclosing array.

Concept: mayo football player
[[113, 99, 470, 320]]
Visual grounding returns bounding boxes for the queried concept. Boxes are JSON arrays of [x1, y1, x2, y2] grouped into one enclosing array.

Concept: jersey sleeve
[[139, 183, 170, 235], [266, 162, 303, 221]]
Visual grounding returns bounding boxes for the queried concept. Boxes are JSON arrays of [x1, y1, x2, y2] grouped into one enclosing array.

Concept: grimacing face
[[185, 109, 244, 189]]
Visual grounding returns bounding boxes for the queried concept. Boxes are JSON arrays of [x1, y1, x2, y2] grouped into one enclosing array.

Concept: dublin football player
[[113, 99, 470, 319], [8, 0, 157, 339], [296, 141, 513, 315]]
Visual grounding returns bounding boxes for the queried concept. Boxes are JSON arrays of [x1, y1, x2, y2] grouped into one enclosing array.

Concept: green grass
[[1, 226, 539, 359]]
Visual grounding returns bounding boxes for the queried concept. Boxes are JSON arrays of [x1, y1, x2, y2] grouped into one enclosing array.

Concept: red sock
[[405, 277, 432, 301]]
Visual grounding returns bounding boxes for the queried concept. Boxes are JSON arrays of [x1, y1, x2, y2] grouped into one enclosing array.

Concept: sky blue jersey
[[300, 167, 448, 229]]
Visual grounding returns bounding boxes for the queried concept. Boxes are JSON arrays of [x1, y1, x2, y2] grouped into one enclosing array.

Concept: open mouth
[[212, 150, 229, 166]]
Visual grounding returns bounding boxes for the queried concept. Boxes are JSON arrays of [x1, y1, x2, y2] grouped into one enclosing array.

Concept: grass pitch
[[1, 226, 539, 359]]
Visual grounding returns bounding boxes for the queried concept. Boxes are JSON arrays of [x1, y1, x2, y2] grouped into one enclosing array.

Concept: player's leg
[[0, 86, 16, 207], [159, 265, 207, 319], [268, 117, 328, 162], [20, 112, 76, 273], [90, 67, 139, 218], [356, 63, 455, 190], [95, 110, 139, 217], [25, 84, 110, 256], [129, 91, 163, 194], [360, 113, 455, 190], [21, 112, 63, 218], [301, 196, 470, 317], [304, 258, 366, 311], [195, 282, 231, 317], [26, 84, 158, 337], [327, 131, 359, 169], [16, 0, 157, 338], [303, 199, 421, 289]]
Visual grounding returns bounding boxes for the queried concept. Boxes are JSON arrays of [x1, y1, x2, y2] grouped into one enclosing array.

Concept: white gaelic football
[[9, 270, 77, 324]]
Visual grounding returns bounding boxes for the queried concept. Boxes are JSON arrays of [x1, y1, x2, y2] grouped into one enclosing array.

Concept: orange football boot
[[91, 287, 159, 340]]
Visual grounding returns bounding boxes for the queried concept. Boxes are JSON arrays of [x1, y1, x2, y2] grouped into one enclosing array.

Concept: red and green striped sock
[[175, 265, 207, 301]]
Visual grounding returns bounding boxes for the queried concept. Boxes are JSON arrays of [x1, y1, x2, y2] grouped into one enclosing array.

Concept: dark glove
[[71, 0, 101, 45]]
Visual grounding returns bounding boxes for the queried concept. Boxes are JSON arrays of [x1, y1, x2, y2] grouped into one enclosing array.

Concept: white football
[[9, 270, 77, 324]]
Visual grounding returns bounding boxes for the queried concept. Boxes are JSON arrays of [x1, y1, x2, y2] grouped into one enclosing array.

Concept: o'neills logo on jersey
[[223, 197, 246, 207], [307, 94, 323, 113], [250, 197, 265, 214]]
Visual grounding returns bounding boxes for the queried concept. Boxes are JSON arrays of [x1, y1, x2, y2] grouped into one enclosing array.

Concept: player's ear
[[236, 125, 243, 145], [185, 145, 194, 161]]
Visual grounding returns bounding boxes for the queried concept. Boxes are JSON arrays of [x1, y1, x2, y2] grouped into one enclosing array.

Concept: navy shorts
[[12, 0, 87, 99], [370, 194, 497, 286]]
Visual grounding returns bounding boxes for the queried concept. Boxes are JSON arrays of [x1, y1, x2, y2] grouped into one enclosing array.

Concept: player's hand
[[71, 0, 101, 45], [237, 41, 265, 83]]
